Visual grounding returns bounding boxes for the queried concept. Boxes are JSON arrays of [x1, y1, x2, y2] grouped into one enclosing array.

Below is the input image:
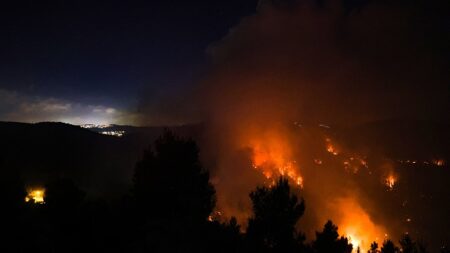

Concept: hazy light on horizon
[[0, 88, 140, 125]]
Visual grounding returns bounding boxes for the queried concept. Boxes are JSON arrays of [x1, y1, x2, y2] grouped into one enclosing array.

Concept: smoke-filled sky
[[138, 1, 448, 250], [1, 0, 448, 126]]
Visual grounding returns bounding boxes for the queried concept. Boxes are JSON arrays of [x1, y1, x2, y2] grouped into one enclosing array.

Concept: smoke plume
[[139, 0, 450, 250]]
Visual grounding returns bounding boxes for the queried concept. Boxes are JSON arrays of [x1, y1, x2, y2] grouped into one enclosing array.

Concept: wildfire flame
[[433, 159, 445, 166], [347, 234, 361, 251], [332, 198, 387, 252], [385, 175, 396, 190], [250, 141, 303, 188], [25, 188, 45, 204], [325, 138, 339, 155], [247, 128, 304, 188], [225, 125, 392, 249]]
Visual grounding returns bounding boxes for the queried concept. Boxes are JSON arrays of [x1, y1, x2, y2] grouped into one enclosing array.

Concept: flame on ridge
[[249, 130, 303, 188]]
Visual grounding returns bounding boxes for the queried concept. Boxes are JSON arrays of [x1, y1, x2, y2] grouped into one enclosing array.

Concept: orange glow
[[325, 138, 339, 155], [262, 170, 273, 179], [347, 234, 361, 251], [228, 125, 391, 245], [207, 210, 224, 222], [433, 159, 445, 166], [296, 176, 303, 187], [331, 198, 387, 252], [246, 128, 304, 188], [343, 160, 359, 174], [25, 187, 45, 204], [359, 158, 368, 169], [385, 174, 396, 190], [327, 144, 339, 155]]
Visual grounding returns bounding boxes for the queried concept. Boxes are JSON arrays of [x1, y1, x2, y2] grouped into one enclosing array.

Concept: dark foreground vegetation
[[1, 131, 448, 253]]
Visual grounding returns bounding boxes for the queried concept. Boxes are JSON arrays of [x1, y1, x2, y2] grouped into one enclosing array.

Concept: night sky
[[0, 1, 257, 124]]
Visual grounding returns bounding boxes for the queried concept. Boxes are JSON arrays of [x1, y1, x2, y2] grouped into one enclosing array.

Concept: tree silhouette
[[312, 220, 352, 253], [132, 130, 216, 252], [133, 130, 215, 221], [1, 161, 26, 214], [43, 178, 86, 253], [206, 217, 244, 253], [415, 240, 428, 253], [246, 177, 305, 253], [399, 234, 415, 253], [441, 246, 450, 253], [0, 160, 27, 252], [381, 240, 399, 253], [368, 242, 380, 253]]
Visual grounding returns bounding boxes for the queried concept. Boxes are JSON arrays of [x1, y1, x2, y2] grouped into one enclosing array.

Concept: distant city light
[[80, 124, 111, 129], [100, 130, 125, 137], [80, 124, 126, 137]]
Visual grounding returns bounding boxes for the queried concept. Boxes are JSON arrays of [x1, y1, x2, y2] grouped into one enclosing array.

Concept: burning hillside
[[175, 1, 450, 251], [204, 121, 448, 252]]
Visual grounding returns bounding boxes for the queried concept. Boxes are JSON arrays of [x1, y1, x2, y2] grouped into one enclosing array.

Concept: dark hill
[[0, 122, 156, 197]]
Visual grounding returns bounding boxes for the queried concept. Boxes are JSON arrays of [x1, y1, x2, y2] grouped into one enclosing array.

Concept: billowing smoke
[[139, 0, 449, 250]]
